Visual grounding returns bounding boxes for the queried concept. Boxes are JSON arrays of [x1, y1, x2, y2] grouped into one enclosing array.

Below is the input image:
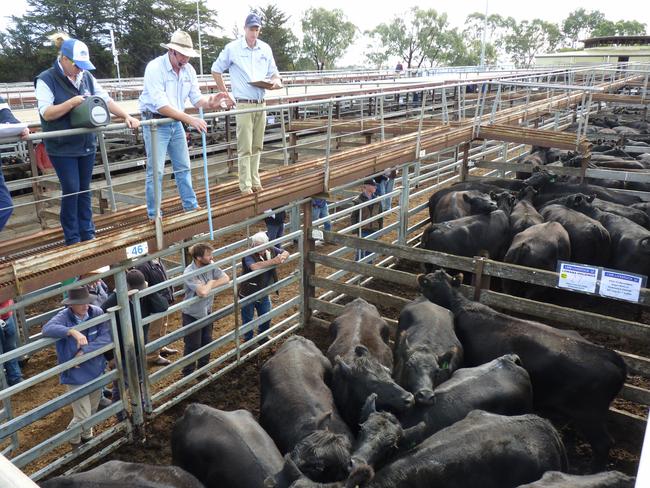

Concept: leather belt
[[141, 111, 166, 120], [236, 99, 264, 104]]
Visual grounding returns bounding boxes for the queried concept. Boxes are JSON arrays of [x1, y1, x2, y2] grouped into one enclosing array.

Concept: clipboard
[[249, 80, 281, 90]]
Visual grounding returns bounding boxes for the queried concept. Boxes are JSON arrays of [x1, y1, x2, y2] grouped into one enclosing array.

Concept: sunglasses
[[64, 56, 81, 70]]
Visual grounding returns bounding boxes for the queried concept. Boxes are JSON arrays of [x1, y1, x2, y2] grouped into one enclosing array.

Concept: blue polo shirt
[[211, 38, 278, 101], [139, 53, 203, 114]]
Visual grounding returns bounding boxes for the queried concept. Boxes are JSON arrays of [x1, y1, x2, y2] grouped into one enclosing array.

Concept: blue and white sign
[[557, 262, 598, 293], [126, 241, 149, 259], [599, 270, 644, 303]]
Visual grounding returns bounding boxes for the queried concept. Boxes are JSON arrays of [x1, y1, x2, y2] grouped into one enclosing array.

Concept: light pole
[[479, 0, 489, 69], [196, 0, 204, 75]]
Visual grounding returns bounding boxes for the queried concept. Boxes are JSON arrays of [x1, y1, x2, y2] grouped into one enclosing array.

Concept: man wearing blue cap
[[211, 13, 283, 195], [35, 39, 139, 245]]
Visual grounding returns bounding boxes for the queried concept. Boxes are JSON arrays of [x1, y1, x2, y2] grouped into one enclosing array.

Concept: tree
[[444, 29, 497, 67], [501, 19, 562, 68], [253, 4, 299, 71], [561, 9, 606, 47], [301, 8, 356, 71], [591, 20, 646, 37], [365, 8, 453, 69], [463, 12, 513, 62]]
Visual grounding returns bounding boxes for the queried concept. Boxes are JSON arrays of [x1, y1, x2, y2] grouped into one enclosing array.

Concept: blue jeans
[[356, 230, 375, 262], [181, 313, 213, 376], [143, 122, 198, 219], [49, 153, 96, 245], [265, 220, 285, 241], [241, 295, 272, 341], [0, 315, 23, 385], [312, 202, 332, 232], [375, 178, 395, 212], [0, 168, 13, 232]]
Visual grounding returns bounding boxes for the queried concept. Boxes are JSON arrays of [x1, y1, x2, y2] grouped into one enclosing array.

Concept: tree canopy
[[301, 8, 356, 71]]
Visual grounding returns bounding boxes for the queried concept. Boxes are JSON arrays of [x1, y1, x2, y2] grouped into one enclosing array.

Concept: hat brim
[[62, 298, 93, 305], [160, 43, 200, 57], [73, 59, 96, 70], [245, 22, 262, 28]]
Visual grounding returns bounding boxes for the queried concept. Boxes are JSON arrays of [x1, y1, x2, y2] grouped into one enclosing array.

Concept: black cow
[[418, 270, 627, 468], [503, 222, 571, 299], [516, 471, 635, 487], [540, 204, 610, 266], [261, 336, 352, 482], [544, 195, 650, 229], [400, 354, 533, 442], [510, 186, 544, 237], [348, 394, 426, 475], [535, 182, 642, 207], [172, 404, 284, 488], [428, 190, 497, 223], [421, 190, 515, 267], [327, 298, 392, 369], [393, 296, 462, 404], [369, 410, 567, 488], [555, 193, 650, 275], [40, 461, 204, 488]]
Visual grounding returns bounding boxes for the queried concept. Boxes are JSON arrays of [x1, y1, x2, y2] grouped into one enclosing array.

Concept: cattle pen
[[0, 62, 649, 483]]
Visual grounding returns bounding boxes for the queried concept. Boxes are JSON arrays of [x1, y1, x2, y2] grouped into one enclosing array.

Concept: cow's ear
[[335, 356, 352, 376], [641, 237, 650, 251], [489, 191, 497, 200], [355, 345, 370, 357], [417, 274, 428, 287], [587, 194, 596, 203], [360, 393, 378, 423], [401, 421, 427, 450], [462, 193, 471, 202], [315, 410, 333, 430], [509, 195, 516, 206]]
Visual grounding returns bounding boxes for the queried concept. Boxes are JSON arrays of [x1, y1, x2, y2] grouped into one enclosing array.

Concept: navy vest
[[34, 61, 97, 157]]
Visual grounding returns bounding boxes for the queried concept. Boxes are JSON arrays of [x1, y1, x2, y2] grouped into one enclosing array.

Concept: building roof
[[581, 36, 650, 49]]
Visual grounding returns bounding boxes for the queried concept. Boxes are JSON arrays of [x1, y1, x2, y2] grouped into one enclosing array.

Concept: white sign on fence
[[126, 242, 149, 259], [557, 262, 599, 294], [599, 270, 644, 303]]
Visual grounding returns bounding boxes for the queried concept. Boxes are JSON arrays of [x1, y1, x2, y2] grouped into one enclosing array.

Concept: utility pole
[[196, 0, 204, 75], [479, 0, 489, 69]]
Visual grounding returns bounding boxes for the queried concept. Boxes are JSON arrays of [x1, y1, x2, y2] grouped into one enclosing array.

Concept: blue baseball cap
[[60, 39, 96, 71], [245, 13, 262, 28]]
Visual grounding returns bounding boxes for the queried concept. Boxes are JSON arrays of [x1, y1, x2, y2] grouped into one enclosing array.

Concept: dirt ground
[[7, 176, 648, 482]]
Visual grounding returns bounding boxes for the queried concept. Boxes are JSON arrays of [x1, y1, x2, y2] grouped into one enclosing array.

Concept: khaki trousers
[[235, 103, 267, 191], [146, 316, 168, 360], [66, 385, 102, 443]]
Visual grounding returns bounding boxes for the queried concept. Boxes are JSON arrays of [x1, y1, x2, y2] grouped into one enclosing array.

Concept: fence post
[[459, 143, 470, 182], [398, 164, 410, 245], [97, 131, 117, 212], [150, 124, 164, 250], [301, 201, 314, 327], [414, 90, 427, 181], [113, 268, 145, 433], [232, 257, 241, 363], [26, 140, 46, 228], [324, 101, 333, 192], [279, 108, 289, 166]]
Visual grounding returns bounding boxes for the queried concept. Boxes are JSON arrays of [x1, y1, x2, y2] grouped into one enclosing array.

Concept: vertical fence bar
[[301, 201, 314, 327], [279, 108, 289, 166], [232, 257, 241, 362], [199, 108, 214, 240], [324, 101, 333, 192], [379, 95, 385, 142], [97, 132, 117, 212], [398, 164, 410, 245], [26, 140, 45, 228], [414, 90, 427, 181], [150, 124, 164, 250]]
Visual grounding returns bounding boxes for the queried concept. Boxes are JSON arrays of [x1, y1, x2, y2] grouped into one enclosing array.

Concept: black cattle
[[327, 298, 392, 369], [535, 182, 642, 206], [516, 471, 635, 487], [586, 198, 650, 229], [331, 345, 414, 430], [393, 296, 462, 404], [421, 190, 514, 267], [172, 404, 284, 488], [555, 193, 650, 275], [261, 336, 352, 482], [503, 222, 571, 299], [428, 190, 497, 223], [400, 354, 533, 442], [369, 410, 567, 488], [348, 394, 426, 475], [418, 271, 627, 467], [510, 186, 544, 237], [40, 461, 204, 488], [632, 201, 650, 220], [540, 204, 610, 266]]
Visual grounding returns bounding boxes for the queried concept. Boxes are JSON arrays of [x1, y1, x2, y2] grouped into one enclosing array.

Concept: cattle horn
[[335, 356, 352, 376], [360, 393, 378, 423]]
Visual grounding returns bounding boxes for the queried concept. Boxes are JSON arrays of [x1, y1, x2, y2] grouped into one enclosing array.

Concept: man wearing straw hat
[[211, 13, 283, 195], [139, 31, 230, 221], [42, 287, 111, 447]]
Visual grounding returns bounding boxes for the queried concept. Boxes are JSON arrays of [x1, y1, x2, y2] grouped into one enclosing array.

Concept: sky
[[1, 0, 649, 66]]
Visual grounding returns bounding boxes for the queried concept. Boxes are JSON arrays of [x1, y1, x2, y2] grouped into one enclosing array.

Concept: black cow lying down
[[40, 461, 203, 488], [400, 354, 533, 443], [418, 270, 627, 468], [516, 470, 635, 488], [172, 404, 283, 488]]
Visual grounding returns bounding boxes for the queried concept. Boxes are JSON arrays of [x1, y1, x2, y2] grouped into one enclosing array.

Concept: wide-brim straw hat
[[160, 30, 199, 57]]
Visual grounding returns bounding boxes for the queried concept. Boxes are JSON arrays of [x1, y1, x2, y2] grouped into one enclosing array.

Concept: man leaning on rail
[[42, 287, 111, 448], [35, 38, 139, 245], [211, 13, 283, 195], [139, 31, 230, 221]]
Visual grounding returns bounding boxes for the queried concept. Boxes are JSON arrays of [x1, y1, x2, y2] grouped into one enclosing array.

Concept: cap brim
[[62, 299, 93, 305], [246, 23, 262, 28], [74, 59, 96, 70]]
